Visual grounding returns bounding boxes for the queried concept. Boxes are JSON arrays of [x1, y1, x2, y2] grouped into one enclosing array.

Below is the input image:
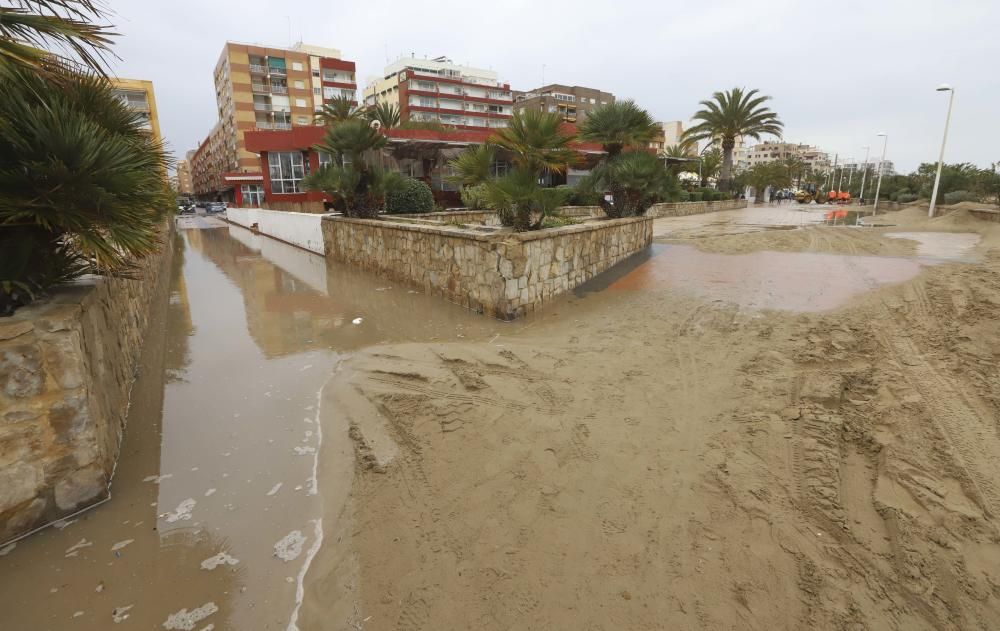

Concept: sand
[[302, 206, 1000, 630]]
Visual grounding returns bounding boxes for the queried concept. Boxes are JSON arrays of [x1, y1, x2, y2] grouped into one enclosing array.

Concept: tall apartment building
[[513, 84, 614, 124], [744, 142, 831, 174], [364, 56, 513, 130], [112, 78, 161, 144], [176, 159, 194, 195], [649, 121, 693, 154], [195, 41, 356, 202], [842, 159, 895, 176]]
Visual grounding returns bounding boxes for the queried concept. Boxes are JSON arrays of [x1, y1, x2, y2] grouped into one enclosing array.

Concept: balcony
[[249, 64, 268, 74], [256, 122, 292, 130], [268, 66, 286, 76], [270, 85, 288, 94], [251, 83, 268, 94], [253, 102, 269, 111]]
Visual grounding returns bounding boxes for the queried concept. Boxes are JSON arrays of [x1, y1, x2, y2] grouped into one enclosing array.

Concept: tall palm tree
[[579, 99, 659, 158], [314, 96, 364, 126], [365, 101, 400, 130], [0, 0, 114, 76], [682, 87, 783, 191], [489, 109, 577, 175]]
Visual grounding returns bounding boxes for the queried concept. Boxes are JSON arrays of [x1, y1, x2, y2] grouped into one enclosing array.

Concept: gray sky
[[108, 0, 999, 173]]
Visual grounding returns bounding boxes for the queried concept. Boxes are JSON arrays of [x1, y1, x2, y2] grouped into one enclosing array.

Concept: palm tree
[[699, 148, 723, 187], [682, 87, 783, 191], [302, 118, 403, 218], [579, 99, 659, 158], [448, 144, 496, 188], [365, 101, 400, 130], [314, 96, 363, 126], [0, 0, 114, 76], [489, 109, 577, 175], [781, 156, 806, 187], [1, 64, 171, 314]]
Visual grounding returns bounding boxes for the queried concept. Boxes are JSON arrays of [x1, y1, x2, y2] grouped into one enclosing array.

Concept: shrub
[[689, 192, 704, 202], [943, 190, 976, 205], [540, 215, 579, 229], [385, 178, 434, 214], [896, 193, 919, 204], [460, 183, 491, 210], [678, 190, 691, 202]]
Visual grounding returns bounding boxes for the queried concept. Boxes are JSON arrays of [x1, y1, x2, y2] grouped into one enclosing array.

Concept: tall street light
[[858, 145, 871, 204], [928, 84, 955, 218], [873, 133, 888, 215]]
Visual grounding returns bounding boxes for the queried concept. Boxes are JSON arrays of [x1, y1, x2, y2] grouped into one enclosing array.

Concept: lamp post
[[928, 84, 955, 218], [873, 133, 888, 215], [858, 145, 870, 204]]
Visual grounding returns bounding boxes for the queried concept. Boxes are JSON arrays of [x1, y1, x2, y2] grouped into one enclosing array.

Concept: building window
[[296, 116, 309, 125], [292, 62, 303, 71], [268, 151, 305, 194], [312, 69, 320, 77], [318, 151, 333, 168], [295, 98, 307, 107], [241, 184, 265, 206]]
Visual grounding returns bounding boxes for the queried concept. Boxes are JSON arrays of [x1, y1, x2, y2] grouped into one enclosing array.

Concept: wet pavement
[[0, 219, 513, 630], [651, 204, 892, 239]]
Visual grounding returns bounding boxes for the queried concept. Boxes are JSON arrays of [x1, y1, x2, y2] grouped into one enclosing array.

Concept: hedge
[[386, 178, 434, 214]]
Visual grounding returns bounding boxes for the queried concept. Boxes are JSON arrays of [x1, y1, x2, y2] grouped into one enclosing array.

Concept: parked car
[[177, 204, 195, 215], [205, 202, 227, 214]]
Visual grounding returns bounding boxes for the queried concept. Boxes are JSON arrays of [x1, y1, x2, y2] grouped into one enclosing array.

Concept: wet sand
[[301, 205, 1000, 630]]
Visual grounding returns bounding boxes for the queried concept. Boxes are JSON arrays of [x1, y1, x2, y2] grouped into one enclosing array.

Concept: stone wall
[[393, 210, 499, 225], [0, 225, 175, 543], [322, 216, 652, 320], [555, 199, 747, 220]]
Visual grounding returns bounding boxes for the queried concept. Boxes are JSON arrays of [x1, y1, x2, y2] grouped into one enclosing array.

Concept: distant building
[[744, 141, 831, 174], [842, 159, 895, 176], [364, 56, 513, 130], [649, 121, 694, 155], [175, 160, 194, 195], [191, 41, 356, 203], [513, 84, 614, 124], [112, 78, 161, 144]]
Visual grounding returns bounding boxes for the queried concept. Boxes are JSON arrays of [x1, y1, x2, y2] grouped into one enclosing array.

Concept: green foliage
[[735, 162, 792, 200], [447, 144, 496, 187], [365, 101, 400, 130], [678, 190, 691, 202], [689, 192, 703, 202], [0, 0, 114, 77], [489, 109, 577, 174], [385, 178, 434, 214], [541, 214, 579, 229], [314, 96, 364, 126], [596, 151, 679, 217], [460, 183, 492, 210], [896, 193, 919, 204], [681, 87, 783, 191], [943, 190, 976, 204], [579, 99, 659, 158], [556, 183, 602, 207], [485, 168, 571, 231], [1, 64, 172, 315]]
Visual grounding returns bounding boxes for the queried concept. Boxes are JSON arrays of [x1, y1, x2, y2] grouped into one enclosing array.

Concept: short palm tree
[[682, 87, 783, 191], [302, 118, 403, 217], [365, 101, 400, 130], [314, 96, 364, 126], [0, 0, 114, 76], [448, 144, 495, 188], [579, 99, 659, 158], [699, 147, 723, 187], [0, 64, 171, 314], [489, 109, 577, 175]]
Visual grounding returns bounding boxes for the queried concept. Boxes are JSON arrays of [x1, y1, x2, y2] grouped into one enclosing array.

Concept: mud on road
[[304, 205, 1000, 630]]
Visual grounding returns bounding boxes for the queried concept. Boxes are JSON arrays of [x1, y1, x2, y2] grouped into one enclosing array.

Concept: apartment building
[[364, 56, 513, 130], [649, 121, 694, 154], [176, 159, 194, 195], [841, 159, 895, 176], [194, 41, 356, 202], [744, 142, 831, 173], [513, 84, 614, 124], [112, 78, 162, 144]]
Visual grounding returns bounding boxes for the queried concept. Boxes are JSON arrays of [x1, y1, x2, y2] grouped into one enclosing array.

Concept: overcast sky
[[107, 0, 998, 173]]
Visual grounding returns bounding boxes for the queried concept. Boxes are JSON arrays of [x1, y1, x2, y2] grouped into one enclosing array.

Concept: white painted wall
[[225, 208, 326, 255]]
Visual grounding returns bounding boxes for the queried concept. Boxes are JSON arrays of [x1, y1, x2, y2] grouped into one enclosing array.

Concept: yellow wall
[[112, 78, 162, 144]]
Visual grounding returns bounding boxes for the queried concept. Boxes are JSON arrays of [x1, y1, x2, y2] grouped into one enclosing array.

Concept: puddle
[[886, 232, 980, 262], [653, 205, 894, 238], [0, 222, 515, 630], [587, 243, 929, 312]]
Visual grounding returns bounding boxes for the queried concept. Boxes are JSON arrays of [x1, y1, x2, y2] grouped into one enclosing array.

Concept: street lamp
[[928, 84, 955, 218], [858, 145, 870, 204], [873, 133, 888, 215]]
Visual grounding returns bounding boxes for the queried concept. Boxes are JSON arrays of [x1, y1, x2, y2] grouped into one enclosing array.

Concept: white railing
[[256, 122, 291, 130], [249, 64, 268, 73], [268, 66, 286, 75], [251, 84, 268, 93], [253, 103, 269, 111], [270, 85, 288, 94]]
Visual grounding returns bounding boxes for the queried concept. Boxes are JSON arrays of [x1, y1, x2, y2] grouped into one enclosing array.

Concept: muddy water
[[652, 204, 895, 239], [0, 220, 513, 630], [886, 231, 981, 261], [594, 243, 929, 312]]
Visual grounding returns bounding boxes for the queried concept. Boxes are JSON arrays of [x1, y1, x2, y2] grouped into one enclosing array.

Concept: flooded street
[[0, 219, 512, 630]]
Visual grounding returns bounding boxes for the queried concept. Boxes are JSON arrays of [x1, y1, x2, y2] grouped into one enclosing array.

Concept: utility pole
[[858, 145, 871, 204], [928, 84, 955, 218], [873, 133, 888, 215]]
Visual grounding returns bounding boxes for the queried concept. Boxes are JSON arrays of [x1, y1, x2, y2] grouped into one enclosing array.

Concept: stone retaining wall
[[0, 224, 175, 543], [393, 210, 499, 225], [555, 199, 747, 220], [321, 216, 652, 320]]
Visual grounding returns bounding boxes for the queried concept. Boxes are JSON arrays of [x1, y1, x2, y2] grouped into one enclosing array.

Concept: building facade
[[513, 84, 614, 124], [192, 41, 356, 203], [112, 78, 162, 144], [176, 159, 194, 195], [649, 121, 693, 154], [364, 56, 513, 130], [744, 142, 831, 174]]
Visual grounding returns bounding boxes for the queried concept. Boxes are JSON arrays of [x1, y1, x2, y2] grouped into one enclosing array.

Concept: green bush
[[689, 192, 704, 202], [385, 178, 434, 214], [943, 190, 976, 205], [896, 193, 919, 204], [556, 183, 602, 207], [678, 190, 691, 202], [460, 183, 491, 210]]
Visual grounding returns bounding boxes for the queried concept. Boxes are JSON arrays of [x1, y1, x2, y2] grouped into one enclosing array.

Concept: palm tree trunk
[[719, 137, 735, 192]]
